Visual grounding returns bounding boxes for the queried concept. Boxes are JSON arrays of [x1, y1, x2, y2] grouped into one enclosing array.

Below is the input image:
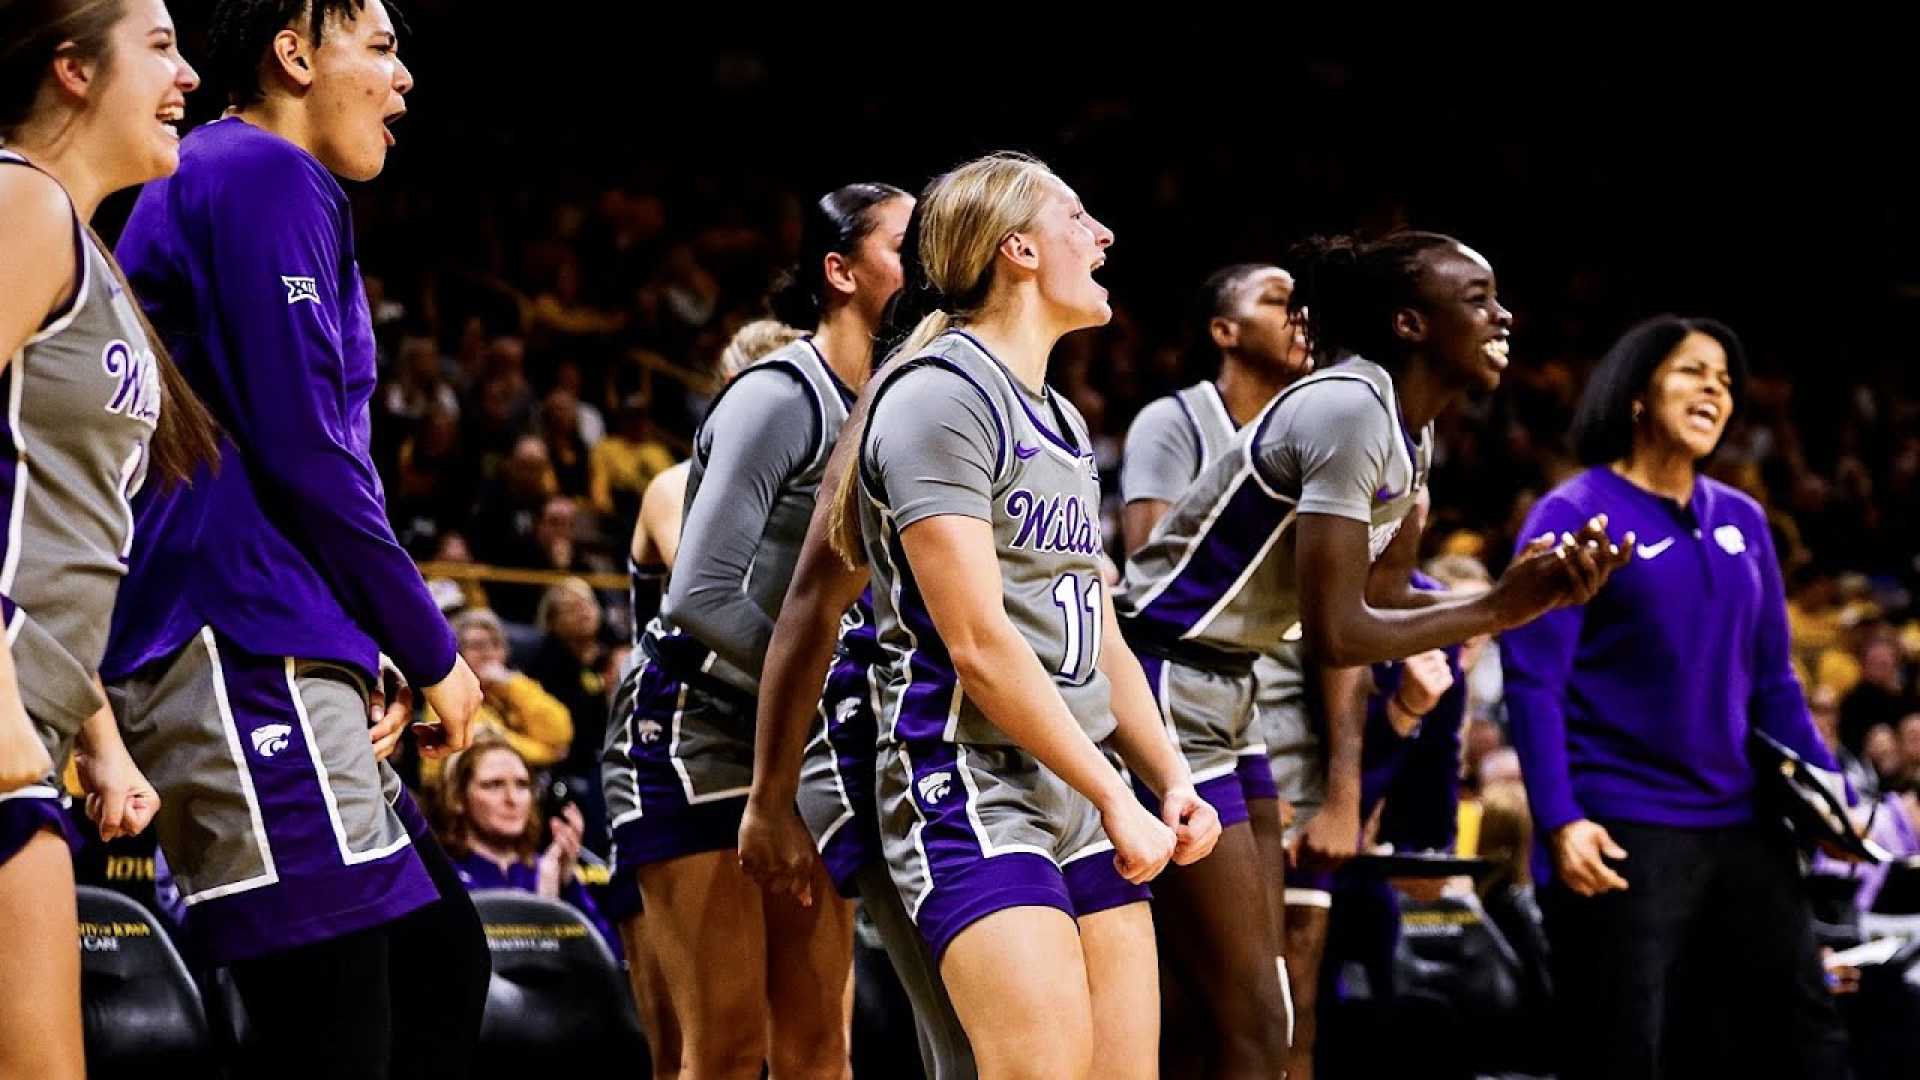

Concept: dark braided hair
[[208, 0, 408, 109], [1285, 231, 1458, 370], [766, 182, 909, 329]]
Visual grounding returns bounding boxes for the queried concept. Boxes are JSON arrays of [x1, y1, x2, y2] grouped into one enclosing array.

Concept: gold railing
[[416, 561, 628, 592]]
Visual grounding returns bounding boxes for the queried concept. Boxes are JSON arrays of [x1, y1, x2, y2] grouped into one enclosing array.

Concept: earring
[[1632, 402, 1644, 422]]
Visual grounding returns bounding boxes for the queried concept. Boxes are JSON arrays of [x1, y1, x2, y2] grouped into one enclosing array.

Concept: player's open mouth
[[1482, 337, 1510, 368], [157, 103, 184, 140]]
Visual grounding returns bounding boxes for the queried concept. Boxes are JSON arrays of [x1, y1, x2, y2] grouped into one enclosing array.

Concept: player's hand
[[738, 796, 820, 907], [1100, 789, 1177, 885], [1159, 783, 1222, 865], [1289, 796, 1361, 872], [368, 658, 413, 762], [77, 741, 161, 841]]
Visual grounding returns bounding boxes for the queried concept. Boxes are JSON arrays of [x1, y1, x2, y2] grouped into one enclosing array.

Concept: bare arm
[[904, 516, 1175, 883], [1297, 513, 1626, 668], [1121, 499, 1172, 557]]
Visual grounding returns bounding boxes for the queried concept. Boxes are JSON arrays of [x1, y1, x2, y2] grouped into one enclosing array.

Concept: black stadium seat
[[76, 884, 212, 1076], [470, 889, 648, 1076]]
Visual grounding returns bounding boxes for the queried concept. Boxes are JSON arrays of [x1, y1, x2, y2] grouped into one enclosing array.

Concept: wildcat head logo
[[833, 698, 859, 727], [916, 770, 952, 805], [1714, 524, 1747, 556], [636, 718, 665, 745], [250, 724, 293, 759]]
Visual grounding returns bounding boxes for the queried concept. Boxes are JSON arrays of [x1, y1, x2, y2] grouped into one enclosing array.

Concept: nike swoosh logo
[[1014, 442, 1041, 460], [1637, 537, 1676, 560]]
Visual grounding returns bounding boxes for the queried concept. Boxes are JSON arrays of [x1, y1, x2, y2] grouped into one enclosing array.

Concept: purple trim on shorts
[[820, 816, 877, 899], [1061, 844, 1153, 919], [1237, 750, 1279, 802], [611, 794, 746, 872], [916, 850, 1077, 965], [817, 655, 881, 898], [1289, 864, 1335, 895], [183, 637, 435, 966], [598, 861, 643, 924], [0, 794, 81, 864], [391, 782, 431, 840], [1133, 771, 1250, 830]]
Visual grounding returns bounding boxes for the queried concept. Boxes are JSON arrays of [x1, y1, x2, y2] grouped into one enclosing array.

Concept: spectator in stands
[[383, 334, 461, 427], [538, 386, 592, 499], [423, 609, 572, 789], [1473, 779, 1553, 1065], [589, 396, 677, 527], [422, 530, 487, 616], [1897, 712, 1920, 789], [392, 402, 473, 549], [527, 579, 616, 849], [470, 437, 558, 607], [553, 359, 605, 447], [1842, 635, 1913, 756], [1864, 724, 1901, 789], [439, 737, 618, 954]]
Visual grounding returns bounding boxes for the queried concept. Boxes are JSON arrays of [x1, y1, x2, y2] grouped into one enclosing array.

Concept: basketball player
[[818, 152, 1222, 1080], [1116, 262, 1310, 1075], [0, 3, 219, 1074], [602, 183, 910, 1078], [106, 3, 488, 1076], [1115, 230, 1634, 1079]]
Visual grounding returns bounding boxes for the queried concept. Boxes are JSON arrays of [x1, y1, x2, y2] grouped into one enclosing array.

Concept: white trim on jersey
[[870, 496, 926, 747], [0, 349, 31, 596], [975, 344, 1086, 470], [183, 628, 281, 906], [1181, 507, 1297, 642], [282, 659, 412, 867], [1284, 887, 1333, 908], [3, 605, 21, 646], [1196, 381, 1235, 466]]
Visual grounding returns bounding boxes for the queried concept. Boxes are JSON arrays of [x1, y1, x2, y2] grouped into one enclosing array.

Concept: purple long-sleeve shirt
[[1500, 466, 1836, 835], [105, 118, 455, 686]]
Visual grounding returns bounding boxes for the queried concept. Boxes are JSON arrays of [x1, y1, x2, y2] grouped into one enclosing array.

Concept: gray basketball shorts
[[877, 738, 1151, 964], [108, 627, 437, 965]]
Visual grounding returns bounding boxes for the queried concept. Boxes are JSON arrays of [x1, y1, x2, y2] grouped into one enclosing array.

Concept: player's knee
[[972, 1007, 1092, 1080]]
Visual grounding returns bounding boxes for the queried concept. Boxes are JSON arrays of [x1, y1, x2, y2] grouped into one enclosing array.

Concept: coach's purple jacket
[[1500, 465, 1838, 836], [106, 117, 455, 686]]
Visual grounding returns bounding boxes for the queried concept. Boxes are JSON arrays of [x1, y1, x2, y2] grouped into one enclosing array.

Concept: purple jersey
[[107, 118, 454, 687]]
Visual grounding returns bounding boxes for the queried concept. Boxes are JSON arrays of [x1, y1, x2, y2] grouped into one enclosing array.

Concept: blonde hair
[[718, 319, 805, 383], [825, 152, 1060, 565], [1476, 780, 1534, 892], [534, 576, 597, 633]]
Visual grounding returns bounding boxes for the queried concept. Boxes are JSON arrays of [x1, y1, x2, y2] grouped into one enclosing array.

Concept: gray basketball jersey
[[1176, 380, 1240, 465], [0, 151, 159, 750], [649, 337, 851, 695], [1118, 357, 1431, 660], [859, 330, 1113, 747]]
